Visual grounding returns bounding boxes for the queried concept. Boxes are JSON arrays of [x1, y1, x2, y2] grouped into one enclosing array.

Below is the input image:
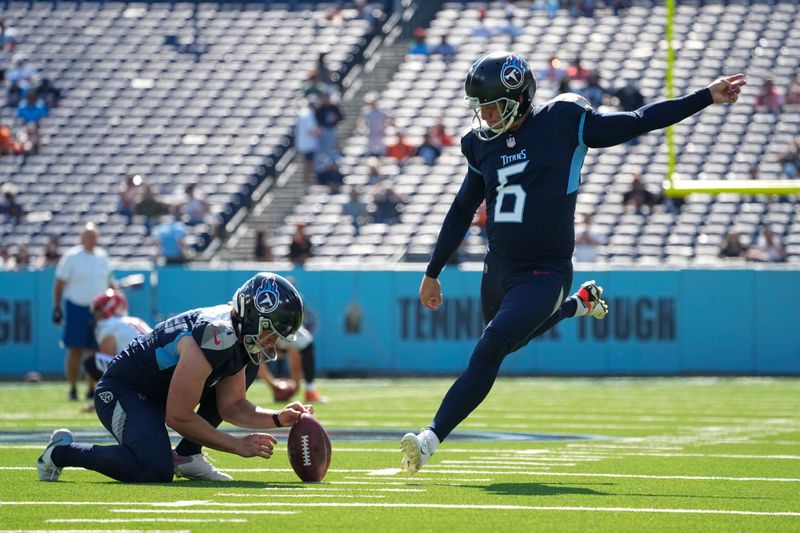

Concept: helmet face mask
[[232, 273, 303, 365], [464, 51, 536, 141], [465, 97, 521, 140]]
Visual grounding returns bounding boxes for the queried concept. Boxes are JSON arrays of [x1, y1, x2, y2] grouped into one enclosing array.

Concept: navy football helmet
[[232, 272, 303, 364], [464, 51, 537, 140]]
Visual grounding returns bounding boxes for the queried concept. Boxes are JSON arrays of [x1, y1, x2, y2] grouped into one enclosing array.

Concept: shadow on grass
[[477, 482, 610, 497]]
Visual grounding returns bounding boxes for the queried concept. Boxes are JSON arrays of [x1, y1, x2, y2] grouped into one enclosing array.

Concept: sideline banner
[[0, 267, 797, 375]]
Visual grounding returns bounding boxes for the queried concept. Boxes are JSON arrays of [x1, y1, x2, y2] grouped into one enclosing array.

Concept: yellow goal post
[[662, 0, 800, 198]]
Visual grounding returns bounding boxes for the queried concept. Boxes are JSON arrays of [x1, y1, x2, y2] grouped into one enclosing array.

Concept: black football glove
[[52, 307, 63, 325]]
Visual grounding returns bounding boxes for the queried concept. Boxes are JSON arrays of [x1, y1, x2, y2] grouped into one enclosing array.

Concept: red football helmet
[[91, 289, 128, 319]]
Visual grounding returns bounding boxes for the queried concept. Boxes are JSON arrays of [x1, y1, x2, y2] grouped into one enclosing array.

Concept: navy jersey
[[102, 304, 251, 404], [426, 88, 712, 277], [463, 93, 589, 263]]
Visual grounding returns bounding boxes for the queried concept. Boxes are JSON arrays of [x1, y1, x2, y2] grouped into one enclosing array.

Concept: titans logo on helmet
[[255, 276, 280, 314], [501, 54, 525, 91]]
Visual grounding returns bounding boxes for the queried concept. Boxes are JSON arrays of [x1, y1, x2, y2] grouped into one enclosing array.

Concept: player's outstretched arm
[[706, 73, 746, 104], [419, 274, 443, 311], [583, 73, 748, 148]]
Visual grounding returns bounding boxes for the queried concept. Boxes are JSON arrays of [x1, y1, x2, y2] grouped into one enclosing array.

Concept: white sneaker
[[575, 280, 608, 319], [400, 430, 437, 475], [173, 452, 234, 481], [37, 428, 74, 481]]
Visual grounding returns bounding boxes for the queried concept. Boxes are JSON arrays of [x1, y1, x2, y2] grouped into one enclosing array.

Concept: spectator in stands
[[315, 88, 343, 159], [17, 89, 47, 124], [580, 72, 606, 109], [622, 172, 659, 215], [497, 7, 521, 41], [386, 130, 415, 167], [288, 222, 313, 267], [372, 184, 405, 224], [612, 79, 645, 111], [557, 77, 572, 95], [0, 183, 23, 223], [408, 28, 430, 56], [613, 80, 646, 145], [745, 227, 786, 263], [153, 217, 190, 265], [181, 183, 210, 225], [431, 35, 457, 64], [303, 69, 330, 101], [316, 156, 344, 193], [342, 186, 369, 235], [5, 80, 23, 108], [471, 7, 494, 40], [118, 173, 142, 222], [53, 222, 111, 401], [0, 19, 17, 51], [573, 214, 603, 263], [17, 122, 41, 155], [36, 236, 62, 269], [567, 55, 591, 83], [786, 75, 800, 106], [135, 184, 171, 234], [8, 55, 37, 90], [416, 131, 442, 166], [428, 119, 454, 149], [315, 52, 335, 90], [36, 78, 61, 109], [295, 96, 321, 189], [754, 77, 783, 114], [0, 247, 10, 270], [358, 92, 391, 157], [538, 55, 567, 90], [367, 157, 385, 185], [719, 229, 746, 259], [0, 123, 23, 155], [778, 136, 800, 178], [254, 229, 274, 262], [353, 0, 377, 27], [11, 243, 30, 271], [612, 0, 627, 16]]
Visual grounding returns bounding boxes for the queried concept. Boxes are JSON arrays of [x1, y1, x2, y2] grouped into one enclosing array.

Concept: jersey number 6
[[495, 161, 528, 223]]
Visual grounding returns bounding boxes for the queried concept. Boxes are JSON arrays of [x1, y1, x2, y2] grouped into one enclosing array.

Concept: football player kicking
[[400, 51, 746, 474], [37, 273, 312, 483]]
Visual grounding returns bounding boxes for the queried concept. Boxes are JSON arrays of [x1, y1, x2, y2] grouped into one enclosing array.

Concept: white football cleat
[[400, 430, 437, 475], [37, 428, 74, 481], [575, 280, 608, 319], [174, 452, 234, 481]]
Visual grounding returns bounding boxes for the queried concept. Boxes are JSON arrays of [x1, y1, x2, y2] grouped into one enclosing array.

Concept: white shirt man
[[53, 223, 111, 401]]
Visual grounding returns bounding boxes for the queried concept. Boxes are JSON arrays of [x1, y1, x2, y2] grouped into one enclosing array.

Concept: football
[[287, 414, 332, 482], [273, 380, 297, 402]]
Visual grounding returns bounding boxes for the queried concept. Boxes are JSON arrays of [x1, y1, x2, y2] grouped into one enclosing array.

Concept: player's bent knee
[[469, 327, 512, 369]]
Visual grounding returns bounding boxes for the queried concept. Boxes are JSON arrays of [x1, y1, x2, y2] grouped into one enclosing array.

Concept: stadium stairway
[[210, 13, 413, 264]]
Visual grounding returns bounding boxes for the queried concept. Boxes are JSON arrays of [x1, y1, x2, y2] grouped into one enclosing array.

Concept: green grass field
[[1, 377, 799, 532]]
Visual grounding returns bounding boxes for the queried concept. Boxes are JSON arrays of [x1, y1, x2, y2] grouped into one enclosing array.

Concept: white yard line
[[109, 504, 800, 517], [215, 493, 386, 499], [248, 487, 426, 493], [47, 519, 247, 524], [0, 530, 191, 533]]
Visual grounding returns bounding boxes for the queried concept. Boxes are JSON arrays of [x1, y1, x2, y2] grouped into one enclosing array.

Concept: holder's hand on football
[[707, 73, 746, 104], [278, 402, 314, 427], [238, 433, 277, 459]]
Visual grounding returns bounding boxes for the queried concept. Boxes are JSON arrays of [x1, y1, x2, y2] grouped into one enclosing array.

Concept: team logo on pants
[[98, 391, 114, 404]]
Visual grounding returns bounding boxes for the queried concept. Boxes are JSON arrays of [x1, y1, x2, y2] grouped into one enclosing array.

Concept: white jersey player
[[84, 289, 152, 382]]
